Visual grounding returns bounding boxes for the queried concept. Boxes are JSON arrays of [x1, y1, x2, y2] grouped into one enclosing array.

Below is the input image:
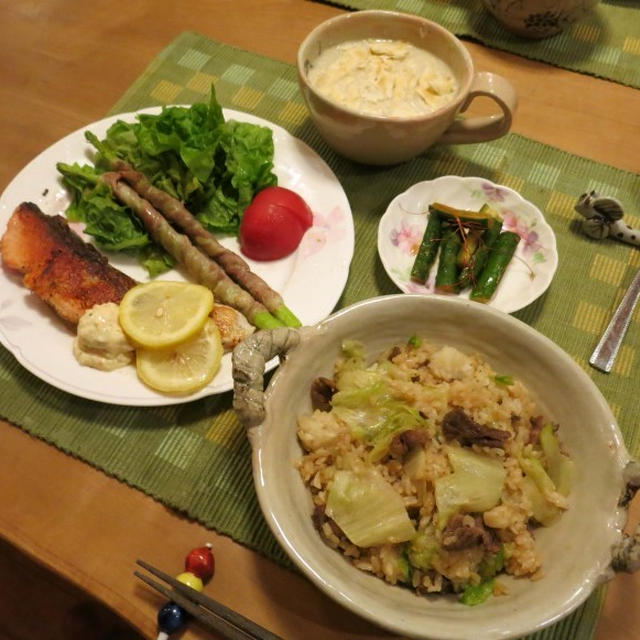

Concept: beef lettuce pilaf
[[296, 338, 574, 605]]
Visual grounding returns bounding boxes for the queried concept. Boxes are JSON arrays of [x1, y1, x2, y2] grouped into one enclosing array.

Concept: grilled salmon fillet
[[1, 202, 136, 324]]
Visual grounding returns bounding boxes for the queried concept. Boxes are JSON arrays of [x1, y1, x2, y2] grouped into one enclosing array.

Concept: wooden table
[[1, 1, 639, 638]]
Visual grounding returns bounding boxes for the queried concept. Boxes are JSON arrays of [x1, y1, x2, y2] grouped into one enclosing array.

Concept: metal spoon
[[590, 268, 640, 372]]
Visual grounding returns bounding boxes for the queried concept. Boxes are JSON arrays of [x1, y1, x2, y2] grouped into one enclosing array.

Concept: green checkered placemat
[[310, 0, 640, 88], [2, 32, 639, 639]]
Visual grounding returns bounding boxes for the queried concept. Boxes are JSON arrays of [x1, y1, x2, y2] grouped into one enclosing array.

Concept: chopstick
[[135, 559, 282, 640]]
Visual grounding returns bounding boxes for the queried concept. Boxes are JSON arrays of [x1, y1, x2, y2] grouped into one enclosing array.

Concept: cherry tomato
[[239, 186, 313, 261]]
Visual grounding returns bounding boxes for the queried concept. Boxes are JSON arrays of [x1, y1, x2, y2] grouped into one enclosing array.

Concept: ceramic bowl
[[243, 294, 634, 640], [481, 0, 601, 38], [296, 11, 516, 165], [377, 176, 559, 314]]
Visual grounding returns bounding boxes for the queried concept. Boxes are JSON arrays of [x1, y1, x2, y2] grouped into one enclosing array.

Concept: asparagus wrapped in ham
[[99, 173, 283, 330], [106, 156, 301, 327]]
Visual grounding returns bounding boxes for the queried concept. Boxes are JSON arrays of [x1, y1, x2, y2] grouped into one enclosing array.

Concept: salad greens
[[57, 85, 278, 276]]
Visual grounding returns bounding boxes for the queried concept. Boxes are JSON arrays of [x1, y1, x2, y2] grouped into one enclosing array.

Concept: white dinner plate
[[377, 176, 558, 314], [0, 107, 354, 406]]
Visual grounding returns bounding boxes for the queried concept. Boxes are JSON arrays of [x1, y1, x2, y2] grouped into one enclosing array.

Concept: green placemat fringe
[[309, 0, 640, 88], [2, 32, 639, 639]]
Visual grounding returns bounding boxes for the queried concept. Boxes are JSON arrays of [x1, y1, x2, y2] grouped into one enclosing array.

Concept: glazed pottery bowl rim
[[250, 294, 629, 640]]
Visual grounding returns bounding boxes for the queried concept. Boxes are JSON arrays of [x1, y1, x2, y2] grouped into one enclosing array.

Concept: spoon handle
[[590, 269, 640, 373]]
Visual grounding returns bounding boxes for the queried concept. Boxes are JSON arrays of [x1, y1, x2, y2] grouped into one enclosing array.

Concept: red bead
[[184, 544, 214, 581]]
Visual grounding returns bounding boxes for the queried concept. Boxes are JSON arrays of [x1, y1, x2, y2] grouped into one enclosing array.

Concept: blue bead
[[157, 601, 185, 633]]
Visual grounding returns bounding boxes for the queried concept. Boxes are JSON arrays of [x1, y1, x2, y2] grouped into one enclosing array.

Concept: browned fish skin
[[1, 202, 136, 324]]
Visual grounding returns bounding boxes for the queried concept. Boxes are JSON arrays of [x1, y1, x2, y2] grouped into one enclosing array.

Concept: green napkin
[[2, 32, 639, 639], [308, 0, 640, 88]]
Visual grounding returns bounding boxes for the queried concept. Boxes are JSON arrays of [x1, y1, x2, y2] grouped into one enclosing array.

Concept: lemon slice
[[136, 319, 223, 394], [119, 281, 214, 349]]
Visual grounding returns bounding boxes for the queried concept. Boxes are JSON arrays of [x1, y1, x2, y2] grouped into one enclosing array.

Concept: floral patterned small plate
[[377, 176, 558, 314]]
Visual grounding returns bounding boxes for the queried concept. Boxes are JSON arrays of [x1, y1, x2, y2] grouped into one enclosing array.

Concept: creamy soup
[[308, 39, 458, 117]]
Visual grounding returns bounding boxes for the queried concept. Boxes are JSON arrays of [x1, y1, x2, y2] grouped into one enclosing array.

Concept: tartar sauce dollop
[[73, 302, 135, 371], [308, 39, 458, 118]]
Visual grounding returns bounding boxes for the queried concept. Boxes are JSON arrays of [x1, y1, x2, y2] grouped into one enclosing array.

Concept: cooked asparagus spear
[[435, 228, 462, 293], [99, 172, 283, 329], [456, 227, 482, 270], [429, 202, 490, 228], [410, 210, 442, 283], [470, 231, 520, 303], [458, 214, 503, 290], [103, 155, 301, 327]]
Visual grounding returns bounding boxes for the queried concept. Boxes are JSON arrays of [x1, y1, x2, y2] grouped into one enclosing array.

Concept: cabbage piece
[[460, 545, 504, 605], [408, 528, 439, 570], [518, 455, 556, 496], [332, 377, 430, 461], [460, 579, 495, 606], [405, 446, 428, 481], [331, 380, 391, 441], [329, 338, 431, 460], [539, 423, 575, 497], [521, 476, 560, 526], [478, 545, 505, 580], [434, 447, 506, 527], [335, 368, 385, 393], [366, 404, 429, 462], [332, 378, 388, 408], [334, 339, 366, 386], [380, 545, 412, 584], [326, 469, 416, 547]]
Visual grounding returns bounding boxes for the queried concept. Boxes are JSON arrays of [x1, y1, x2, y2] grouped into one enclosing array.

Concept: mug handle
[[438, 71, 517, 145]]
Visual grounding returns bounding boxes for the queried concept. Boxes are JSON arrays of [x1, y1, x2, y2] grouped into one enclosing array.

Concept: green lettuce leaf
[[57, 84, 277, 274], [57, 162, 173, 275]]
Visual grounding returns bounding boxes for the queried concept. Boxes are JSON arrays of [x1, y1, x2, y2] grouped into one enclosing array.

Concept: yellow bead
[[176, 571, 203, 592]]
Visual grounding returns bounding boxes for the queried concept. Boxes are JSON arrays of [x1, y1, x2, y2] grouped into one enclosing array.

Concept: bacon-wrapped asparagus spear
[[110, 158, 300, 327], [85, 131, 301, 327], [98, 172, 283, 330]]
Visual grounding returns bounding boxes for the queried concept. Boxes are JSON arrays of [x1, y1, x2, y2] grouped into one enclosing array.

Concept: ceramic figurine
[[612, 461, 640, 573], [574, 191, 640, 246]]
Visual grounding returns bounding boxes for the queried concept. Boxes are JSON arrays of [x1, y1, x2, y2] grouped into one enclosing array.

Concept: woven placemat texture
[[309, 0, 640, 88], [2, 32, 639, 639]]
